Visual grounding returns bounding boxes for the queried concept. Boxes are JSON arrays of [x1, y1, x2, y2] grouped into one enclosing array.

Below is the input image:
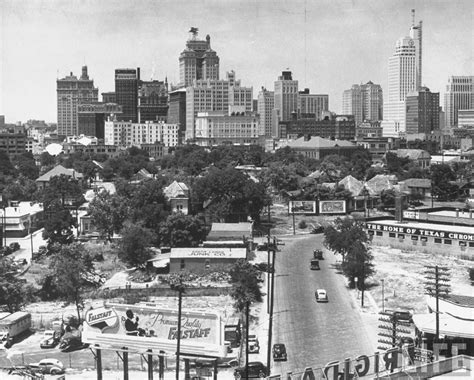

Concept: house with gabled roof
[[35, 164, 85, 190], [392, 149, 431, 168], [163, 181, 190, 214]]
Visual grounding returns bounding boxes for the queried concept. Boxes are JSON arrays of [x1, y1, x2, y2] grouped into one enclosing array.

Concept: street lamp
[[170, 278, 185, 380]]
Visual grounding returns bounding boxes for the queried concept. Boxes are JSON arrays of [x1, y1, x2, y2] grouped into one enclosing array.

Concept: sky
[[1, 0, 473, 124]]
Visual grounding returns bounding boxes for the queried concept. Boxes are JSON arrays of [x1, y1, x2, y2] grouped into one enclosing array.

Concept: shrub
[[298, 220, 307, 229], [9, 242, 21, 252]]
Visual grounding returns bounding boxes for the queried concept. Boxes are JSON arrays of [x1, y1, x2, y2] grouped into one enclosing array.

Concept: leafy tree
[[323, 218, 374, 288], [42, 204, 77, 247], [384, 152, 411, 175], [431, 164, 458, 201], [88, 191, 129, 241], [0, 151, 15, 176], [347, 149, 372, 180], [318, 154, 349, 182], [259, 163, 300, 194], [379, 189, 397, 209], [2, 176, 37, 202], [119, 222, 156, 267], [40, 151, 56, 167], [159, 213, 208, 247], [0, 257, 29, 312], [37, 174, 84, 209], [12, 152, 39, 179], [48, 243, 94, 321]]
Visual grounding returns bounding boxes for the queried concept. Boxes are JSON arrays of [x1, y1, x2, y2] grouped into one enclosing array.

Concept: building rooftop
[[36, 165, 83, 182], [367, 219, 474, 235], [287, 136, 355, 149], [170, 247, 246, 260]]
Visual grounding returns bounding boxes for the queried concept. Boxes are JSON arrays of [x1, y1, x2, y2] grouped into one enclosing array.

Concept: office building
[[179, 29, 220, 88], [405, 87, 439, 135], [57, 66, 98, 136], [274, 70, 298, 122], [342, 82, 383, 126], [257, 88, 274, 137], [77, 102, 123, 139], [102, 92, 116, 103], [138, 79, 169, 123], [115, 68, 140, 123], [104, 120, 178, 147], [444, 76, 474, 127], [381, 11, 422, 137], [458, 109, 474, 127], [168, 88, 187, 142], [298, 89, 329, 121], [409, 9, 423, 91]]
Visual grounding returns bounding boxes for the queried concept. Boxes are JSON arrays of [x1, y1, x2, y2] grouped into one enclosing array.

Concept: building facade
[[179, 30, 220, 88], [274, 71, 298, 122], [444, 76, 474, 127], [77, 102, 123, 139], [257, 88, 274, 137], [0, 133, 26, 156], [405, 87, 440, 135], [458, 109, 474, 127], [57, 66, 99, 136], [285, 135, 359, 160], [342, 82, 383, 126], [298, 89, 329, 121], [138, 79, 169, 123], [104, 120, 179, 147], [115, 68, 140, 123], [168, 88, 187, 143]]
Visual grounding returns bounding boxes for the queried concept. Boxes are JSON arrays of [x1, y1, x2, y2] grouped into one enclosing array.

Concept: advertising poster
[[319, 200, 346, 214], [288, 201, 317, 214]]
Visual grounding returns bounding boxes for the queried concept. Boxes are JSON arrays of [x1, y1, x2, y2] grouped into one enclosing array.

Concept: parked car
[[28, 358, 65, 375], [310, 259, 320, 270], [234, 361, 268, 379], [315, 289, 328, 303], [40, 330, 62, 349], [310, 224, 325, 234], [385, 309, 413, 323], [313, 249, 324, 260], [272, 343, 287, 361], [248, 334, 260, 354]]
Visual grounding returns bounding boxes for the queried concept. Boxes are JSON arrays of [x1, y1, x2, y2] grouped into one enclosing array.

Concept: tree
[[347, 149, 372, 180], [2, 176, 37, 202], [384, 152, 411, 175], [0, 151, 15, 176], [380, 189, 397, 210], [159, 213, 208, 247], [258, 163, 300, 194], [88, 191, 129, 241], [431, 164, 458, 201], [323, 218, 374, 288], [12, 152, 39, 179], [37, 174, 84, 209], [119, 222, 156, 267], [0, 257, 29, 312], [48, 243, 94, 322], [42, 204, 77, 247]]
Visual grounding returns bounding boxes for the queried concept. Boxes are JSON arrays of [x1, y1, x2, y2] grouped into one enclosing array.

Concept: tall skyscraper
[[57, 66, 98, 136], [298, 89, 329, 121], [405, 87, 439, 135], [342, 82, 383, 126], [179, 28, 220, 88], [115, 68, 140, 123], [444, 76, 474, 127], [274, 71, 298, 122], [138, 79, 169, 123], [381, 11, 422, 137], [257, 88, 274, 137]]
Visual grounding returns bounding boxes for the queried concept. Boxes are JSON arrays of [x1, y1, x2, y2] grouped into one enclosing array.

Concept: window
[[469, 242, 474, 248], [376, 231, 383, 236], [434, 238, 442, 244], [459, 241, 467, 247], [411, 236, 418, 240], [398, 234, 405, 239], [180, 259, 185, 270], [444, 239, 452, 245], [205, 260, 210, 270], [389, 232, 396, 238]]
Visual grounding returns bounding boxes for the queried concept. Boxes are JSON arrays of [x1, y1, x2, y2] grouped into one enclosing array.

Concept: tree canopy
[[158, 213, 207, 248], [118, 222, 156, 267], [229, 259, 263, 312]]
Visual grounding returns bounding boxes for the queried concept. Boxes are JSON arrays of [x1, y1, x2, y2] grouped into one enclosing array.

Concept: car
[[272, 343, 287, 361], [310, 259, 320, 270], [310, 224, 325, 234], [313, 249, 324, 260], [248, 334, 260, 354], [28, 358, 65, 375], [315, 289, 328, 302], [40, 330, 62, 349], [234, 361, 268, 379], [385, 309, 413, 323]]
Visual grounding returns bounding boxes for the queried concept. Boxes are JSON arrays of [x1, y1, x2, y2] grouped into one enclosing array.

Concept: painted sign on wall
[[319, 200, 346, 214]]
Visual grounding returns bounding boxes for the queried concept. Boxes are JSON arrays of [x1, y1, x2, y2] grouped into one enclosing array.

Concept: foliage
[[118, 222, 156, 267], [379, 189, 397, 209], [258, 163, 300, 194], [12, 152, 39, 179], [37, 174, 84, 209], [298, 220, 307, 229], [158, 213, 208, 248], [0, 257, 29, 312], [2, 176, 37, 202], [42, 204, 77, 247], [318, 155, 348, 182], [323, 217, 374, 287], [40, 152, 56, 167], [430, 164, 458, 201], [88, 191, 129, 241], [229, 259, 263, 312], [47, 243, 94, 321], [161, 145, 210, 176], [0, 151, 15, 176], [347, 149, 372, 180]]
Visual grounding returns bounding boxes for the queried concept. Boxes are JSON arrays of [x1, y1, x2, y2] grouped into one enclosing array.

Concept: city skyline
[[1, 0, 472, 124]]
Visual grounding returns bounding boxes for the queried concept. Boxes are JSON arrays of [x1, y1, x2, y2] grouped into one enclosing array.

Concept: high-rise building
[[77, 102, 123, 139], [57, 66, 98, 136], [405, 87, 439, 135], [298, 89, 329, 121], [138, 79, 169, 123], [342, 82, 383, 126], [115, 68, 140, 123], [104, 120, 178, 147], [274, 71, 298, 122], [102, 92, 116, 103], [179, 28, 220, 88], [257, 88, 274, 137], [444, 76, 474, 127], [381, 11, 422, 137], [168, 88, 187, 142]]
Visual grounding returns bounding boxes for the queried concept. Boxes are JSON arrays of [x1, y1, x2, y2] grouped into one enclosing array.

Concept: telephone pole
[[424, 265, 450, 340]]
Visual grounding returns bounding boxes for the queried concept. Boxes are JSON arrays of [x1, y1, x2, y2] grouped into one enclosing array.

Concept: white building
[[444, 77, 474, 127], [257, 88, 274, 137], [298, 91, 329, 121], [342, 82, 383, 126], [274, 70, 298, 122], [104, 120, 179, 147]]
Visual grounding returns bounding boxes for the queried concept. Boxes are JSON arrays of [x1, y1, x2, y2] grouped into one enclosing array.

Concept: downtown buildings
[[444, 76, 474, 128], [342, 82, 383, 127]]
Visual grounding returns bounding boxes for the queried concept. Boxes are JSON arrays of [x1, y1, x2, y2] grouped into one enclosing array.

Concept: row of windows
[[374, 230, 474, 247]]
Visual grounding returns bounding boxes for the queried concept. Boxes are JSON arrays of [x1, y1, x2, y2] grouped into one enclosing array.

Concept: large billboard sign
[[319, 200, 346, 214], [288, 201, 316, 214], [83, 303, 226, 357], [366, 222, 474, 241]]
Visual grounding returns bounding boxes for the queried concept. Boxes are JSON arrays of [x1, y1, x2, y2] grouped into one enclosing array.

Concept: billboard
[[288, 201, 316, 214], [319, 200, 346, 214], [83, 303, 226, 357]]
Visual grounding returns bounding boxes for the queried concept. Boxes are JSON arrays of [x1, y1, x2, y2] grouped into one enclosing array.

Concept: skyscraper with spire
[[381, 10, 422, 137]]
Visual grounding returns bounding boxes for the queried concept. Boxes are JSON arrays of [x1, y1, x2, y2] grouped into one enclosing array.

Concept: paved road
[[270, 234, 376, 377]]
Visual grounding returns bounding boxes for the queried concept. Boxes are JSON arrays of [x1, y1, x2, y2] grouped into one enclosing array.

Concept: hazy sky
[[1, 0, 473, 123]]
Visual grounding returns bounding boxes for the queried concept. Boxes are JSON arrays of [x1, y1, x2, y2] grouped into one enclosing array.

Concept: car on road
[[234, 361, 268, 378], [272, 343, 287, 361], [310, 259, 320, 270], [385, 309, 413, 323], [28, 358, 65, 375], [248, 334, 260, 354], [40, 330, 62, 349], [315, 289, 328, 302], [313, 249, 324, 260]]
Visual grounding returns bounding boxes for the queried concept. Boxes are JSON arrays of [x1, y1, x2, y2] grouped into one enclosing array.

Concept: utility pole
[[424, 265, 450, 340], [267, 232, 271, 313], [245, 301, 249, 380], [171, 279, 185, 380], [266, 247, 276, 375]]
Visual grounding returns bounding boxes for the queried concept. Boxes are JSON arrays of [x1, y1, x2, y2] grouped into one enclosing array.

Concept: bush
[[298, 220, 307, 229], [9, 242, 21, 252], [469, 268, 474, 282]]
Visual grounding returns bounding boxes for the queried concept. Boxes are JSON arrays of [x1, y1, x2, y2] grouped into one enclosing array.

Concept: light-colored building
[[164, 181, 190, 215], [0, 202, 43, 238], [57, 66, 98, 136], [104, 120, 179, 147], [342, 82, 383, 126], [298, 89, 329, 121], [194, 111, 260, 146], [444, 76, 474, 127], [257, 88, 274, 137], [274, 70, 298, 122], [458, 109, 474, 127], [285, 135, 358, 160]]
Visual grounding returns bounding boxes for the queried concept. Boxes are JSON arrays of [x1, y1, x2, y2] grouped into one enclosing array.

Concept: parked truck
[[0, 311, 32, 348], [224, 317, 241, 348]]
